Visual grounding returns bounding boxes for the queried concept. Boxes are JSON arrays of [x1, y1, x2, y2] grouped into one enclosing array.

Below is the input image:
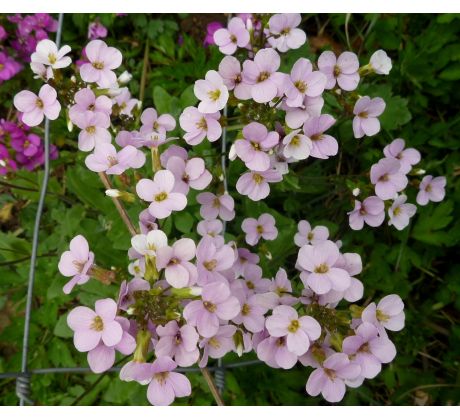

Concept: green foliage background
[[0, 13, 459, 405]]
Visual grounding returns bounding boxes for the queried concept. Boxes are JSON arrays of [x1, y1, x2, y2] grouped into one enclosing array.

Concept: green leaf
[[439, 63, 460, 81], [180, 85, 197, 108], [153, 86, 172, 114], [174, 211, 194, 234], [54, 314, 73, 338]]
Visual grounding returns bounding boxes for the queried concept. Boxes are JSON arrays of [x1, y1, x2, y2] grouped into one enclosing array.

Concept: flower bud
[[105, 189, 135, 203], [352, 187, 360, 197], [117, 70, 133, 85]]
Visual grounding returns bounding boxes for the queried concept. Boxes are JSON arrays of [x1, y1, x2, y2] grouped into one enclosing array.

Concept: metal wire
[[16, 13, 64, 406]]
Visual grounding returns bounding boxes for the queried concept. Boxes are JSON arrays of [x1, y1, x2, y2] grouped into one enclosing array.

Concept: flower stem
[[200, 367, 225, 406], [98, 172, 138, 236]]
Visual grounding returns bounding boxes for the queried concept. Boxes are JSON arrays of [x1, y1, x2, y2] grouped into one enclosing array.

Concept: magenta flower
[[155, 321, 199, 367], [370, 50, 392, 75], [383, 138, 421, 174], [416, 175, 446, 205], [297, 240, 351, 295], [303, 114, 337, 159], [166, 156, 212, 195], [183, 281, 240, 337], [58, 235, 95, 294], [257, 334, 298, 369], [213, 17, 250, 55], [80, 40, 122, 88], [85, 143, 144, 175], [294, 220, 329, 247], [204, 21, 224, 46], [69, 88, 112, 123], [88, 21, 108, 40], [265, 305, 321, 356], [14, 84, 61, 127], [362, 294, 405, 332], [196, 192, 235, 221], [318, 51, 360, 91], [388, 195, 417, 230], [196, 237, 235, 285], [218, 56, 252, 100], [236, 169, 283, 201], [306, 352, 361, 402], [352, 96, 386, 139], [268, 13, 306, 52], [242, 213, 278, 246], [199, 325, 236, 367], [194, 70, 229, 113], [136, 170, 187, 219], [197, 219, 223, 238], [146, 356, 191, 406], [67, 298, 123, 353], [156, 238, 197, 288], [31, 39, 71, 70], [370, 157, 408, 200], [235, 122, 279, 171], [284, 58, 327, 107], [282, 129, 312, 160], [0, 52, 22, 82], [141, 107, 176, 134], [118, 278, 150, 311], [348, 196, 385, 230], [11, 133, 40, 157], [342, 322, 396, 379], [179, 106, 221, 146], [73, 111, 111, 152], [242, 48, 284, 103]]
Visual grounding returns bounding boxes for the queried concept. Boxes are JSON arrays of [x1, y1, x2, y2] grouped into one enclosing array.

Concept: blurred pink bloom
[[69, 87, 112, 123], [362, 294, 405, 332], [179, 106, 221, 145], [416, 175, 446, 205], [348, 196, 385, 230], [141, 107, 176, 134], [303, 114, 337, 159], [73, 110, 111, 151], [268, 13, 306, 52], [197, 192, 235, 221], [318, 51, 360, 91], [352, 96, 386, 138], [218, 56, 252, 100], [383, 138, 421, 174], [294, 220, 329, 247], [214, 17, 250, 55], [204, 21, 224, 46], [236, 169, 283, 201], [370, 157, 408, 200], [85, 143, 144, 175], [194, 70, 229, 113], [242, 213, 278, 246], [88, 20, 108, 40], [388, 194, 416, 230]]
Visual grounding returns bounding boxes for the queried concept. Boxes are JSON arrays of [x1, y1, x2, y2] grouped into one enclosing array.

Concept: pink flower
[[388, 195, 416, 230], [197, 192, 235, 221], [67, 298, 123, 353], [297, 240, 351, 295], [179, 106, 221, 145], [156, 238, 197, 288], [167, 156, 212, 195], [318, 51, 360, 91], [141, 107, 176, 134], [85, 143, 144, 175], [268, 268, 297, 306], [284, 95, 324, 129], [242, 48, 284, 103], [155, 321, 199, 367], [194, 70, 229, 113], [342, 322, 396, 379], [58, 235, 95, 294], [303, 114, 337, 159], [265, 305, 321, 356], [370, 50, 392, 75], [282, 129, 312, 160], [69, 88, 112, 123], [196, 237, 235, 285], [204, 21, 224, 46], [160, 145, 188, 167], [197, 219, 223, 238], [118, 278, 150, 311], [145, 356, 191, 406], [383, 138, 421, 174], [352, 96, 386, 139], [213, 17, 250, 55], [136, 170, 187, 219], [88, 21, 108, 40], [235, 122, 279, 171], [284, 58, 327, 107], [236, 169, 283, 201], [416, 175, 446, 205], [114, 87, 139, 116], [73, 111, 111, 152], [183, 281, 240, 338], [199, 325, 236, 367], [268, 13, 306, 52], [242, 213, 278, 246], [362, 294, 405, 332], [80, 40, 122, 88], [131, 229, 168, 257], [347, 196, 385, 230], [233, 294, 268, 333], [218, 56, 252, 100], [370, 157, 408, 200], [306, 352, 361, 402], [31, 39, 72, 70], [294, 220, 329, 247], [257, 334, 298, 369], [14, 84, 61, 127]]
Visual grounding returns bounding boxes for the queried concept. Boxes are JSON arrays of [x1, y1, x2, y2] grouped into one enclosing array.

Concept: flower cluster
[[348, 138, 446, 231], [14, 13, 445, 406]]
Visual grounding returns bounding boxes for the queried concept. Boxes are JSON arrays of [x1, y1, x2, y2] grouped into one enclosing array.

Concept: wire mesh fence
[[0, 12, 262, 406]]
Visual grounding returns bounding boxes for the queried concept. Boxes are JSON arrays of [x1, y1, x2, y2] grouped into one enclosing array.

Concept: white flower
[[282, 129, 312, 160], [131, 230, 168, 257], [30, 62, 53, 81], [31, 39, 72, 69], [370, 50, 392, 75]]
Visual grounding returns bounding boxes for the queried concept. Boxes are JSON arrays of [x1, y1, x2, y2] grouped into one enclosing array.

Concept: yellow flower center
[[252, 173, 264, 184], [154, 372, 169, 384], [35, 98, 44, 109], [242, 303, 251, 316], [196, 117, 208, 130], [208, 89, 221, 101], [92, 61, 105, 70], [203, 259, 217, 271], [314, 263, 329, 274], [48, 53, 57, 64], [154, 192, 168, 202], [287, 319, 300, 333], [90, 315, 104, 332], [203, 301, 217, 313], [86, 126, 96, 134], [333, 65, 341, 77], [294, 80, 307, 93], [256, 224, 264, 234], [257, 71, 270, 82]]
